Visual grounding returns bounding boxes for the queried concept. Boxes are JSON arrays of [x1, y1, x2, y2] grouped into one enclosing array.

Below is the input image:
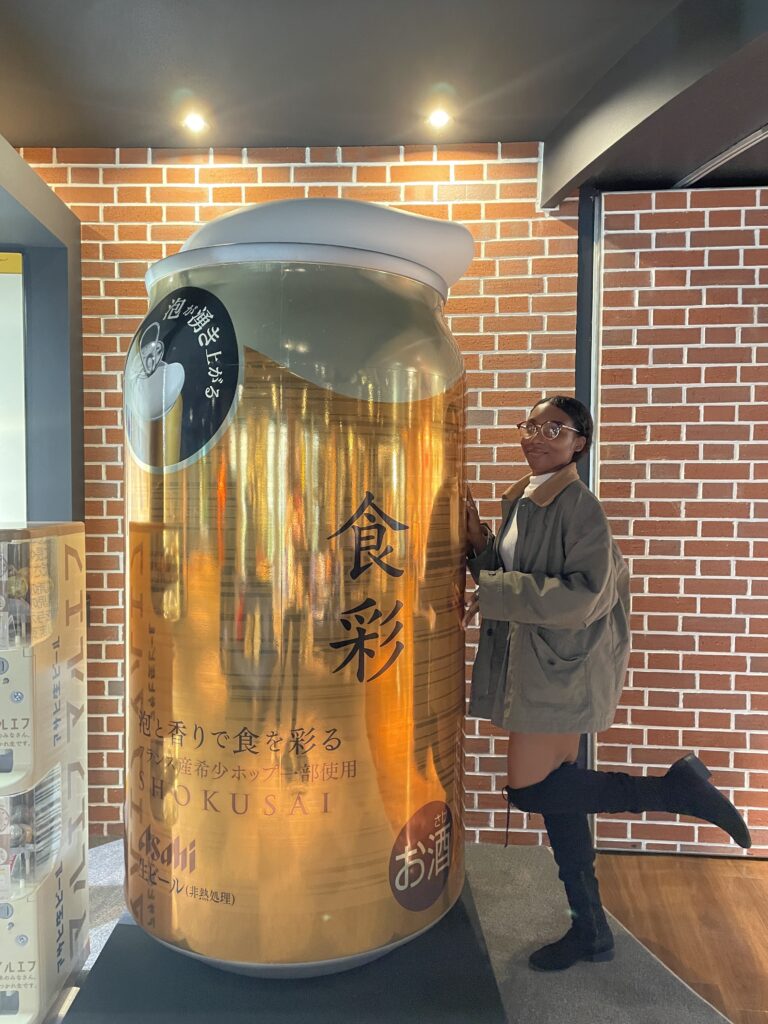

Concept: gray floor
[[76, 840, 729, 1024], [466, 842, 729, 1024]]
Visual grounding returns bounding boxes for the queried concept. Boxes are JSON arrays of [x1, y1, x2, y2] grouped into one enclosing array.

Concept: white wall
[[0, 253, 26, 522]]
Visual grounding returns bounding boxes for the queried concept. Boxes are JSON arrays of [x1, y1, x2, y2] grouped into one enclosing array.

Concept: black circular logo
[[125, 286, 239, 471]]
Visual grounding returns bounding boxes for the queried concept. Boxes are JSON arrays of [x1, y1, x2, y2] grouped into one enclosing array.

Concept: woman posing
[[463, 395, 750, 972]]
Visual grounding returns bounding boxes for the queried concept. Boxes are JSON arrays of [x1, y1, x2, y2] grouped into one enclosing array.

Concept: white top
[[145, 198, 475, 299], [498, 472, 555, 570]]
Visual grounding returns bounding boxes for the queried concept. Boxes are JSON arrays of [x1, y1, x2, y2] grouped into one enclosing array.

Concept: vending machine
[[0, 524, 89, 1022]]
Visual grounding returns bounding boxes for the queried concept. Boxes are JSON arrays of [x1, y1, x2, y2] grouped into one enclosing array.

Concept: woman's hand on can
[[461, 592, 480, 629]]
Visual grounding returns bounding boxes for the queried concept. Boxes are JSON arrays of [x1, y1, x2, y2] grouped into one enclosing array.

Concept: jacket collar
[[501, 462, 580, 508]]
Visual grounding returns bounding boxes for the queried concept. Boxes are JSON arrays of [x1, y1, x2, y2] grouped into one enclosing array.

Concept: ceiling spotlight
[[182, 111, 208, 133], [427, 108, 451, 129]]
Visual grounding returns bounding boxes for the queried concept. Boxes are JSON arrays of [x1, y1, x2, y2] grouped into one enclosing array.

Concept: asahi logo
[[138, 826, 196, 874]]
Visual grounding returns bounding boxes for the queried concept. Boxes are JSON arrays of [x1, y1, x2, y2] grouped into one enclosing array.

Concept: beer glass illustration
[[125, 322, 185, 469]]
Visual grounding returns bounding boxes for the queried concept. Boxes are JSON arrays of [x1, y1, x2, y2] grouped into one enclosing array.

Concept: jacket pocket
[[522, 627, 588, 710], [470, 620, 509, 703], [536, 626, 587, 662]]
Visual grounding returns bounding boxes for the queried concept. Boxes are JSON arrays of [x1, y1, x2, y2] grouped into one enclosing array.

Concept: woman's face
[[519, 402, 586, 475]]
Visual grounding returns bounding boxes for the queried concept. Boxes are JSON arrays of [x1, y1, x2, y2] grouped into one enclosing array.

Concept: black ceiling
[[0, 0, 682, 149], [695, 135, 768, 188]]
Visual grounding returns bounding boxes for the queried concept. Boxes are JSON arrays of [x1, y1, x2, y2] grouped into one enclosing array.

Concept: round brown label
[[389, 801, 453, 911]]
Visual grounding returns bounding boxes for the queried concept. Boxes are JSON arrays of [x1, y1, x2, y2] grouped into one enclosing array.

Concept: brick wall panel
[[598, 186, 768, 857], [21, 142, 576, 840]]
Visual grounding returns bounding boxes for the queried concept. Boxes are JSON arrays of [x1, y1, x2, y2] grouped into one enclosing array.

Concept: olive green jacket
[[467, 463, 631, 733]]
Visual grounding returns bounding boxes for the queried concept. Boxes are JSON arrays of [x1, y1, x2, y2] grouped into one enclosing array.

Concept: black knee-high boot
[[504, 753, 751, 848], [529, 813, 614, 971]]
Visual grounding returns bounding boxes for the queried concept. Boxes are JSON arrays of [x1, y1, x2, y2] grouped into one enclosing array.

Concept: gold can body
[[124, 262, 466, 974]]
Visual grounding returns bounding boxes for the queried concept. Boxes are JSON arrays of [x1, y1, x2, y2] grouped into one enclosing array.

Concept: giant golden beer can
[[123, 199, 473, 975]]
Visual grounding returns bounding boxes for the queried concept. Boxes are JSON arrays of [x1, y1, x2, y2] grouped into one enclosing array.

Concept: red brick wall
[[596, 188, 768, 856], [19, 143, 579, 840]]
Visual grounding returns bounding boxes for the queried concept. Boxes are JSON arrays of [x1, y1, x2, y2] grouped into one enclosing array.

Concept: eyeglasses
[[515, 420, 582, 441]]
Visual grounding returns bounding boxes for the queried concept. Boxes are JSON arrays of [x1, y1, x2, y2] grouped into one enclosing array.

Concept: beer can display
[[123, 198, 474, 976], [0, 524, 89, 1021]]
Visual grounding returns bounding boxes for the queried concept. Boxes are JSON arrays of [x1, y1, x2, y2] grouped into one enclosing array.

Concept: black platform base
[[67, 883, 506, 1023]]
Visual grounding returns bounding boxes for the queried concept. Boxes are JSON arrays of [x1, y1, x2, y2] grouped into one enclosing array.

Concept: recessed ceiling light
[[427, 108, 452, 129], [182, 112, 208, 133]]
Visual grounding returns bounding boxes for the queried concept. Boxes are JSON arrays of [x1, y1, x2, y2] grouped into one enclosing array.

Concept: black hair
[[530, 395, 593, 464]]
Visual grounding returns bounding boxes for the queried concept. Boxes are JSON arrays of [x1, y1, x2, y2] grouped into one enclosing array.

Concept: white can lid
[[145, 198, 474, 299]]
